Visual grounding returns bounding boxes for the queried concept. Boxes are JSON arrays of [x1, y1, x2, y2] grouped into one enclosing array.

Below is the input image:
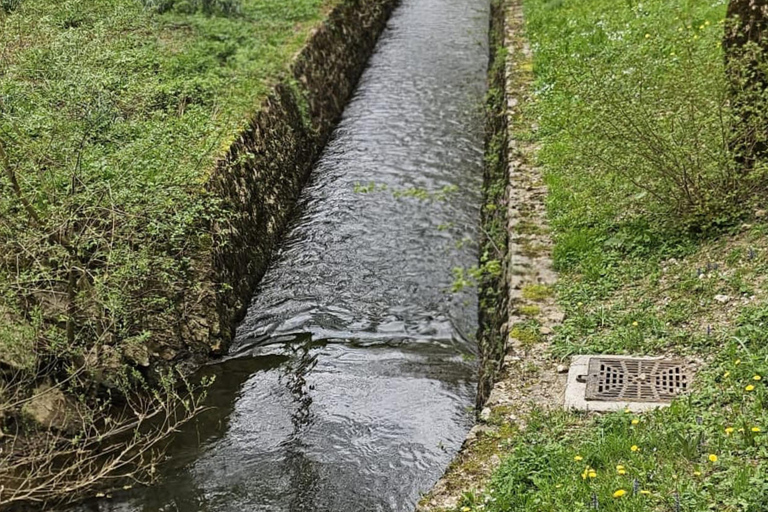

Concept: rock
[[490, 454, 501, 467], [714, 294, 731, 304], [756, 209, 766, 218], [540, 326, 553, 335], [92, 345, 125, 388], [123, 343, 150, 367], [547, 311, 565, 323], [556, 364, 569, 374], [160, 347, 178, 361], [22, 384, 77, 433], [480, 407, 492, 422]]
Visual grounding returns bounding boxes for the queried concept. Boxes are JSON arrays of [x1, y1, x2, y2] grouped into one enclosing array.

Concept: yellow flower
[[724, 371, 730, 378], [588, 470, 597, 478], [461, 508, 471, 512], [746, 385, 755, 392], [574, 455, 583, 461], [617, 469, 626, 475], [624, 408, 631, 414], [725, 427, 734, 435], [577, 302, 583, 307], [616, 464, 625, 471], [752, 427, 761, 433], [632, 321, 639, 327], [640, 490, 651, 495], [754, 375, 762, 381], [631, 445, 639, 452], [613, 489, 627, 498], [645, 33, 651, 39], [708, 454, 718, 463], [631, 418, 639, 425], [736, 359, 742, 365], [693, 471, 701, 476]]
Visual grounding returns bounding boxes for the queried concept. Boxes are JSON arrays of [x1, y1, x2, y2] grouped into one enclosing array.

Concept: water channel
[[83, 0, 490, 509]]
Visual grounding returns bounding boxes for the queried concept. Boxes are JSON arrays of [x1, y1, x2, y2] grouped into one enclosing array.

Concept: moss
[[521, 283, 552, 301]]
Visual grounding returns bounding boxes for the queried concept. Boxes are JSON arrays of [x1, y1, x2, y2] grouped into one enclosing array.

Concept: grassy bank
[[0, 0, 334, 374], [0, 0, 339, 505], [457, 0, 768, 510]]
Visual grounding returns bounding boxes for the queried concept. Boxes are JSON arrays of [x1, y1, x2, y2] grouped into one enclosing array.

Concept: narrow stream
[[83, 0, 489, 510]]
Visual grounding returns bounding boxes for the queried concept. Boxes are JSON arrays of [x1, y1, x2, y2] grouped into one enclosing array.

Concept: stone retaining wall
[[190, 0, 398, 355]]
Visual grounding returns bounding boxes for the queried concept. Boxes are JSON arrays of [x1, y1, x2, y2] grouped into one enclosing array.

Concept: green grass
[[458, 0, 768, 510], [0, 0, 335, 371]]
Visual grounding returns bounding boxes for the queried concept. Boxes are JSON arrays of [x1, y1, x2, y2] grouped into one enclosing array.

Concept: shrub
[[527, 0, 768, 236], [141, 0, 242, 16]]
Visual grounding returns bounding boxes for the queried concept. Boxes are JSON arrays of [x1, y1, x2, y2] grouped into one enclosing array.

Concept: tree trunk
[[724, 0, 768, 170]]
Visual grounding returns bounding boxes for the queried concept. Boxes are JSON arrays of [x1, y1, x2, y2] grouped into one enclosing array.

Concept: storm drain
[[584, 357, 689, 402], [565, 355, 693, 412]]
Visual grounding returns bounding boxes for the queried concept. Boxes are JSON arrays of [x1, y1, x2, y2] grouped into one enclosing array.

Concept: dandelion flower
[[632, 321, 639, 327], [693, 471, 701, 476], [618, 469, 626, 475], [624, 408, 631, 414], [461, 508, 471, 512], [631, 418, 639, 425], [708, 454, 718, 463], [754, 375, 762, 381], [631, 445, 639, 452], [752, 427, 761, 433], [746, 385, 755, 391], [725, 427, 734, 435], [574, 455, 583, 461], [588, 470, 597, 478], [640, 490, 651, 495], [645, 33, 651, 39], [613, 489, 627, 498]]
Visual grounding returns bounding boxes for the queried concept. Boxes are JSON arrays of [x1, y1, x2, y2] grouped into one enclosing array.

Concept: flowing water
[[82, 0, 489, 510]]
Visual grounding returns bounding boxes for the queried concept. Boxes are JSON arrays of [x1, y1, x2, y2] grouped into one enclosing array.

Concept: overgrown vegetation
[[0, 0, 334, 505], [452, 0, 768, 510]]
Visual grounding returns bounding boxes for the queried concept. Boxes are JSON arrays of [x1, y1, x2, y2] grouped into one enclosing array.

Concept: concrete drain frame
[[565, 355, 692, 412]]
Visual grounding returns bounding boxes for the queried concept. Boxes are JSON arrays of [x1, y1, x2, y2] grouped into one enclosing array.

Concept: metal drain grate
[[584, 357, 689, 402]]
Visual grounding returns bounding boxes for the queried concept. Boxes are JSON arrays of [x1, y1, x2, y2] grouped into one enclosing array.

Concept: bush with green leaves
[[528, 0, 768, 239]]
